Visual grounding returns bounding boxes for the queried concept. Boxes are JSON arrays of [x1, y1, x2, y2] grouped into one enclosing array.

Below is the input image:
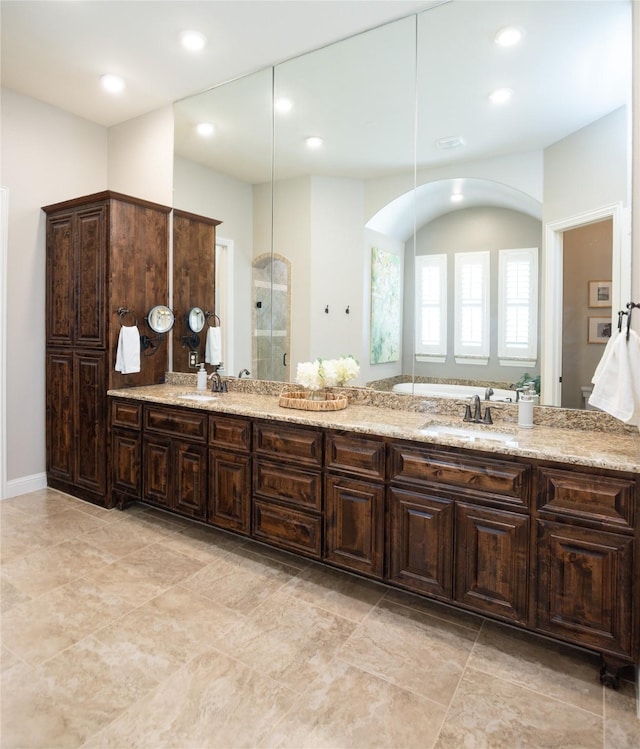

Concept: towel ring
[[116, 306, 138, 326], [205, 311, 221, 328]]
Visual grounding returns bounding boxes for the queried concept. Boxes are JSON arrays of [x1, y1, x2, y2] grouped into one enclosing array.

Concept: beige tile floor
[[1, 488, 638, 749]]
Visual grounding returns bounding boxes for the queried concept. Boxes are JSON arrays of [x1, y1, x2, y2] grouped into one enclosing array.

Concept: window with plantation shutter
[[454, 251, 489, 364], [415, 254, 447, 361], [498, 248, 538, 365]]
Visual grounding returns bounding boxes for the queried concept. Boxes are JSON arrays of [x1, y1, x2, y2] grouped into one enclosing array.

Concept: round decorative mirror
[[187, 306, 206, 333], [147, 305, 175, 334]]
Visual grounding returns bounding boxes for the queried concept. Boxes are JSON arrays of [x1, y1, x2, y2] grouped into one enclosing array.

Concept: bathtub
[[391, 382, 517, 402]]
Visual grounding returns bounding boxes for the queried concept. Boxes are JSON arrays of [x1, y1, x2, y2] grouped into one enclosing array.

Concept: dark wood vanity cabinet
[[142, 405, 208, 519], [110, 399, 142, 507], [44, 192, 170, 506], [208, 415, 252, 534], [324, 433, 386, 578], [252, 421, 324, 558], [387, 443, 532, 624]]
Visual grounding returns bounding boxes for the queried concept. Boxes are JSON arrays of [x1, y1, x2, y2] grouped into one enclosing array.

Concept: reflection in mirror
[[187, 306, 206, 333], [147, 305, 175, 334]]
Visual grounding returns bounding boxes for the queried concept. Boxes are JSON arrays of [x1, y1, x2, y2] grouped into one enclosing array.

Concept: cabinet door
[[455, 503, 529, 623], [111, 429, 141, 499], [46, 350, 74, 482], [143, 436, 172, 509], [388, 486, 453, 599], [73, 351, 106, 495], [46, 214, 75, 347], [173, 442, 207, 519], [209, 449, 251, 533], [537, 520, 634, 658], [325, 475, 384, 578], [75, 205, 107, 348]]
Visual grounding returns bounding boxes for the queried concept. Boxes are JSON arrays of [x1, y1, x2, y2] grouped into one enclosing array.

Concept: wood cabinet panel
[[325, 475, 384, 578], [143, 436, 171, 508], [253, 499, 322, 558], [173, 442, 207, 519], [536, 520, 634, 658], [389, 444, 530, 506], [455, 503, 529, 623], [253, 459, 322, 511], [325, 432, 386, 480], [111, 399, 142, 430], [74, 351, 107, 495], [111, 430, 141, 497], [209, 415, 251, 452], [388, 486, 453, 599], [537, 467, 635, 530], [75, 205, 106, 348], [46, 350, 74, 482], [144, 406, 207, 441], [253, 422, 323, 466], [209, 450, 251, 533], [46, 214, 74, 347]]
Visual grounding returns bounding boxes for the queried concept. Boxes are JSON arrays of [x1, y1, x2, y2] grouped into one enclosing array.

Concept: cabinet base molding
[[599, 656, 637, 690]]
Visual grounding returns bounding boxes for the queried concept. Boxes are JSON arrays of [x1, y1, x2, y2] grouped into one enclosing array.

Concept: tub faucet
[[463, 394, 493, 425], [238, 368, 250, 378]]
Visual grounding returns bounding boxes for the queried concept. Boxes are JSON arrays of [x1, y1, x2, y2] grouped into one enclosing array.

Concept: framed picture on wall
[[588, 280, 612, 308], [588, 316, 612, 344]]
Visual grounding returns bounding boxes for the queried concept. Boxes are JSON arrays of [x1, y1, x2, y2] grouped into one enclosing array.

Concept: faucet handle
[[482, 407, 493, 425], [463, 404, 473, 422]]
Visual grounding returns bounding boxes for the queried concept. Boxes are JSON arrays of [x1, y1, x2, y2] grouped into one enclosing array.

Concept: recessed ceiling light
[[494, 26, 524, 47], [196, 123, 215, 137], [274, 97, 293, 113], [100, 74, 125, 94], [436, 135, 465, 150], [305, 136, 323, 149], [489, 87, 513, 104], [450, 193, 464, 203], [180, 30, 207, 52]]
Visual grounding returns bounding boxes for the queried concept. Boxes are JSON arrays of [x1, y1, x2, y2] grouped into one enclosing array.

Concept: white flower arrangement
[[295, 356, 360, 391]]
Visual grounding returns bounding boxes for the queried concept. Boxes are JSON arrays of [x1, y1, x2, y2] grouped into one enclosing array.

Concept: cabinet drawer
[[253, 459, 322, 511], [110, 399, 142, 429], [209, 415, 251, 452], [253, 422, 322, 466], [326, 432, 385, 480], [144, 405, 207, 442], [389, 443, 529, 506], [252, 499, 322, 558], [537, 467, 635, 530]]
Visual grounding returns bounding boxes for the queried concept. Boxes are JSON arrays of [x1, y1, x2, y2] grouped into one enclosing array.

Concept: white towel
[[205, 326, 222, 366], [588, 329, 640, 427], [115, 325, 141, 374]]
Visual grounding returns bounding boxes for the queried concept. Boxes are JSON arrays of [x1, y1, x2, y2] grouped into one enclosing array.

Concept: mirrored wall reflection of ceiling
[[173, 0, 631, 185]]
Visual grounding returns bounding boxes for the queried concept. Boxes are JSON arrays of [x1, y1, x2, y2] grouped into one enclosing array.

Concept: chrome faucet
[[484, 387, 494, 400], [463, 394, 493, 424]]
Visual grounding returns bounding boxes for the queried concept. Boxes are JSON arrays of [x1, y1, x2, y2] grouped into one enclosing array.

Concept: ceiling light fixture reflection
[[275, 97, 293, 113], [305, 136, 323, 149], [100, 74, 125, 94], [196, 122, 215, 137], [450, 193, 464, 203], [180, 30, 207, 51], [494, 26, 524, 47], [489, 87, 513, 104]]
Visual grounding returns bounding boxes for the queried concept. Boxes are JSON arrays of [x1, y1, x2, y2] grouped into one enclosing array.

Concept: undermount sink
[[420, 424, 518, 447], [177, 393, 219, 402]]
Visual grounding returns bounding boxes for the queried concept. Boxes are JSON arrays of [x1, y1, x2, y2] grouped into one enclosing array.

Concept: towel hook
[[204, 311, 221, 328], [116, 306, 138, 326], [624, 301, 639, 341]]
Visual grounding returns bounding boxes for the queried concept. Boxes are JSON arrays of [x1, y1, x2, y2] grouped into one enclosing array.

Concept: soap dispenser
[[518, 383, 534, 429], [196, 363, 207, 391]]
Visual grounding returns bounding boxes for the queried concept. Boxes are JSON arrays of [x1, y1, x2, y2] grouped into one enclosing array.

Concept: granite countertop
[[108, 383, 640, 474]]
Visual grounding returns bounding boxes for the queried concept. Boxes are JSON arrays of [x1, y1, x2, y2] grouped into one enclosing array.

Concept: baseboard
[[2, 472, 47, 499]]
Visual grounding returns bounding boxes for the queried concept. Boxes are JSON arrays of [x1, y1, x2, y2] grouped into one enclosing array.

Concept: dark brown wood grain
[[208, 449, 251, 533]]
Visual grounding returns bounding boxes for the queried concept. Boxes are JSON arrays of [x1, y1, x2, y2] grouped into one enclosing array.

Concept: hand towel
[[588, 329, 640, 427], [205, 326, 222, 366], [115, 325, 141, 374]]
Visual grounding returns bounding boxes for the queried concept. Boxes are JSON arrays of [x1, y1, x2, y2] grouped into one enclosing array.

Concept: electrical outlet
[[188, 351, 199, 368]]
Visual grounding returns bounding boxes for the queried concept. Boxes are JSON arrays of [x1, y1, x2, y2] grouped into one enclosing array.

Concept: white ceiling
[[0, 0, 435, 127]]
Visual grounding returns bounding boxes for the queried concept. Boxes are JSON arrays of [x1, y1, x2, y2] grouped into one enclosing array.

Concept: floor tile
[[1, 574, 32, 613], [159, 521, 247, 563], [434, 666, 604, 749], [604, 678, 640, 748], [262, 658, 446, 749], [383, 587, 484, 632], [337, 598, 477, 706], [81, 650, 297, 749], [469, 620, 604, 715]]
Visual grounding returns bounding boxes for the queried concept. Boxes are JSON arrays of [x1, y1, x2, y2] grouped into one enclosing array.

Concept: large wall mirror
[[173, 0, 632, 409]]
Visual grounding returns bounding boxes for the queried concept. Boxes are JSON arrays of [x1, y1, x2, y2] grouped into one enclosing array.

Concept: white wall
[[173, 156, 255, 372], [0, 88, 108, 494]]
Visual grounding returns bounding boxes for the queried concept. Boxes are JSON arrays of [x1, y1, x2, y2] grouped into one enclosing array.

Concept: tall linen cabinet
[[43, 191, 170, 507]]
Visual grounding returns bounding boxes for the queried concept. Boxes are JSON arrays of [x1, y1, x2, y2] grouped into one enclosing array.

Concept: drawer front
[[389, 443, 529, 505], [252, 499, 322, 558], [144, 405, 207, 442], [209, 415, 251, 452], [253, 460, 322, 511], [537, 467, 635, 530], [253, 422, 323, 466], [325, 432, 386, 480], [110, 399, 142, 429]]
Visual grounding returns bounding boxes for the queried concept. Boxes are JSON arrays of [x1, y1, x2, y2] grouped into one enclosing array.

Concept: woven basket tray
[[278, 389, 348, 411]]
